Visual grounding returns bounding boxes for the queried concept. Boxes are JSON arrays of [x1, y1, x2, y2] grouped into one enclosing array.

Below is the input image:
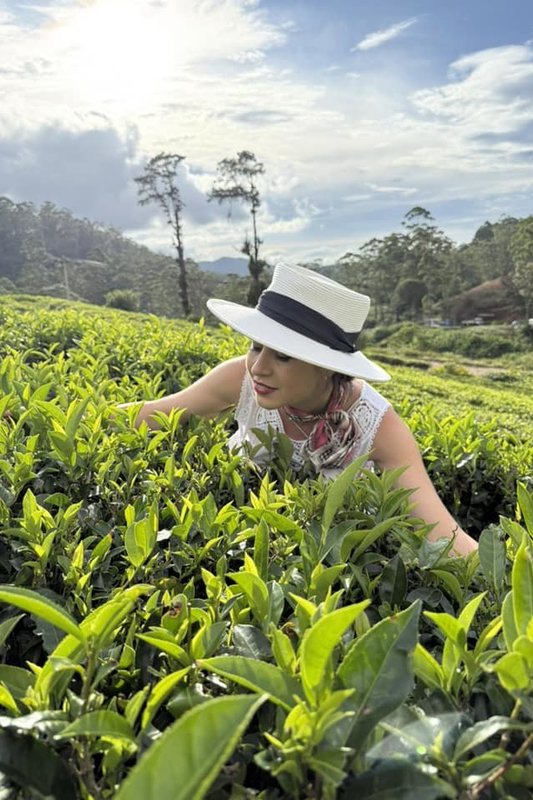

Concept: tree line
[[1, 160, 532, 323], [333, 207, 533, 323]]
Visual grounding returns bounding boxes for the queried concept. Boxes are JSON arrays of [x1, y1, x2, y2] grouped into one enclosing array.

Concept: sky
[[1, 0, 532, 264]]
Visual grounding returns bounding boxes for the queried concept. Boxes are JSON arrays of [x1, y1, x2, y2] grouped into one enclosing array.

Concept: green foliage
[[0, 297, 531, 798], [371, 320, 525, 358], [104, 289, 141, 312]]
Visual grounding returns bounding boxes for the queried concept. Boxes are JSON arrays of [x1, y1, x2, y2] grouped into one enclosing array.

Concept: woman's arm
[[119, 356, 247, 429], [371, 407, 478, 556]]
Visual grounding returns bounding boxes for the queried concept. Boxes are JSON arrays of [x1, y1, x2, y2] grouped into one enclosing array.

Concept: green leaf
[[478, 528, 506, 590], [227, 571, 270, 622], [339, 601, 421, 748], [0, 684, 18, 714], [199, 655, 302, 711], [270, 626, 296, 673], [35, 585, 152, 701], [0, 585, 85, 644], [114, 694, 264, 800], [124, 518, 157, 568], [190, 621, 227, 660], [232, 624, 272, 661], [0, 614, 24, 648], [379, 554, 407, 607], [517, 482, 533, 536], [514, 635, 533, 670], [322, 458, 366, 535], [512, 536, 533, 636], [137, 633, 190, 666], [454, 716, 533, 760], [429, 569, 464, 605], [300, 601, 370, 705], [341, 517, 401, 562], [56, 710, 135, 741], [48, 431, 74, 463], [500, 517, 528, 548], [141, 668, 190, 730], [340, 759, 454, 800], [493, 652, 530, 693], [501, 591, 519, 651], [457, 592, 487, 632], [412, 643, 444, 691], [253, 519, 269, 583], [0, 665, 35, 699], [0, 728, 78, 800], [65, 396, 91, 441]]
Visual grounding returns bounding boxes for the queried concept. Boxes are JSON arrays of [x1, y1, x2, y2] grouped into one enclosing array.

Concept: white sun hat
[[207, 263, 391, 381]]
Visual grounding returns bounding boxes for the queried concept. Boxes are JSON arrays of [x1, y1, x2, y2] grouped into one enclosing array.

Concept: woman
[[124, 263, 478, 556]]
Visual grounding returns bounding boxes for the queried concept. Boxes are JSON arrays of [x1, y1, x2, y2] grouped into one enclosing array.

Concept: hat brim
[[207, 299, 391, 382]]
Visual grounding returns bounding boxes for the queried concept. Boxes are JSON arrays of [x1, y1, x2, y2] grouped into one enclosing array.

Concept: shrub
[[104, 288, 141, 312], [0, 276, 17, 294]]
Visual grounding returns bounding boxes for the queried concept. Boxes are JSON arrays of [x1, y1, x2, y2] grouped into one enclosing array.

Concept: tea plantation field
[[0, 296, 532, 800]]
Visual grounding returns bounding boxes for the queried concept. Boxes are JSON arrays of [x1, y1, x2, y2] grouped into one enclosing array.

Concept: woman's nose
[[251, 348, 272, 374]]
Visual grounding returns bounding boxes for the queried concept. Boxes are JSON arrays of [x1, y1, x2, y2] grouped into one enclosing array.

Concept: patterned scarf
[[285, 377, 360, 470]]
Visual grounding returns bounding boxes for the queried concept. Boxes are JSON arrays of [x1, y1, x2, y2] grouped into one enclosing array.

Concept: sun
[[55, 0, 184, 110]]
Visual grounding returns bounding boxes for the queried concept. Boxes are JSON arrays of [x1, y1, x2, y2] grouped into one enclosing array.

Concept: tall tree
[[135, 153, 190, 316], [401, 207, 454, 305], [510, 216, 533, 318], [209, 151, 266, 305]]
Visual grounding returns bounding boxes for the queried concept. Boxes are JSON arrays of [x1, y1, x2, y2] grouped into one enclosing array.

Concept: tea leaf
[[0, 728, 78, 800], [517, 482, 533, 536], [141, 667, 190, 730], [512, 536, 533, 636], [301, 601, 370, 706], [57, 710, 135, 741], [413, 643, 444, 691], [0, 586, 85, 644], [339, 601, 421, 748], [0, 684, 18, 714], [200, 655, 302, 710], [492, 652, 530, 692], [340, 759, 454, 800], [379, 554, 407, 607], [322, 457, 366, 534], [454, 715, 533, 760], [115, 694, 265, 800], [0, 614, 24, 649], [478, 528, 506, 590]]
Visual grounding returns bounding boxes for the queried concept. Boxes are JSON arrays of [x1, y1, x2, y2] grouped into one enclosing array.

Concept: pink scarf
[[285, 378, 360, 470]]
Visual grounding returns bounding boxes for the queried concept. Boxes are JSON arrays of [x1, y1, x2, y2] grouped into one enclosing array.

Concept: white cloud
[[1, 3, 532, 263], [366, 183, 418, 195], [412, 45, 533, 134], [353, 17, 418, 52]]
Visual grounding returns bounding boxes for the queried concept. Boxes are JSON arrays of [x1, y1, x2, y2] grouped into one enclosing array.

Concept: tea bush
[[368, 321, 530, 360], [0, 296, 532, 799]]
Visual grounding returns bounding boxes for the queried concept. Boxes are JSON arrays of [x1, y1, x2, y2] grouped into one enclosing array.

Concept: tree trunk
[[175, 218, 190, 317]]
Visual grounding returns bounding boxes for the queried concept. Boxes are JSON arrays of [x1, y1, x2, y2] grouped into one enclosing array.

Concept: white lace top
[[228, 372, 391, 479]]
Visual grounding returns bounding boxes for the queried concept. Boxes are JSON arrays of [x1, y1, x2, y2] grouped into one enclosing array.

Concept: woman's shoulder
[[184, 356, 247, 413]]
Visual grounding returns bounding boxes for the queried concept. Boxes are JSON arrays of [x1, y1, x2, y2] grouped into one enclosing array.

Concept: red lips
[[253, 381, 276, 395]]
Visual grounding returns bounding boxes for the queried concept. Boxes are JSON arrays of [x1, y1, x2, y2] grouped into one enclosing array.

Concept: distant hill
[[199, 257, 249, 276]]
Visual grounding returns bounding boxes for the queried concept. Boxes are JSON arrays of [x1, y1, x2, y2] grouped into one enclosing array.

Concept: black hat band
[[256, 291, 359, 354]]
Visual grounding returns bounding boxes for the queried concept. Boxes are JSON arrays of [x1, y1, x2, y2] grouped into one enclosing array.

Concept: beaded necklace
[[283, 394, 330, 439]]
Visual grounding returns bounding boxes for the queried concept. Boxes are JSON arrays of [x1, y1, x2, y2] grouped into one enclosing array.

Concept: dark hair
[[334, 372, 353, 384]]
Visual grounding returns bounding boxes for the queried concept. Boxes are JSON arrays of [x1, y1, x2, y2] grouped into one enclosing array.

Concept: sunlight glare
[[59, 0, 188, 109]]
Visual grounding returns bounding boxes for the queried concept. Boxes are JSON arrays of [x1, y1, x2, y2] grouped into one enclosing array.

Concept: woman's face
[[246, 342, 333, 412]]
